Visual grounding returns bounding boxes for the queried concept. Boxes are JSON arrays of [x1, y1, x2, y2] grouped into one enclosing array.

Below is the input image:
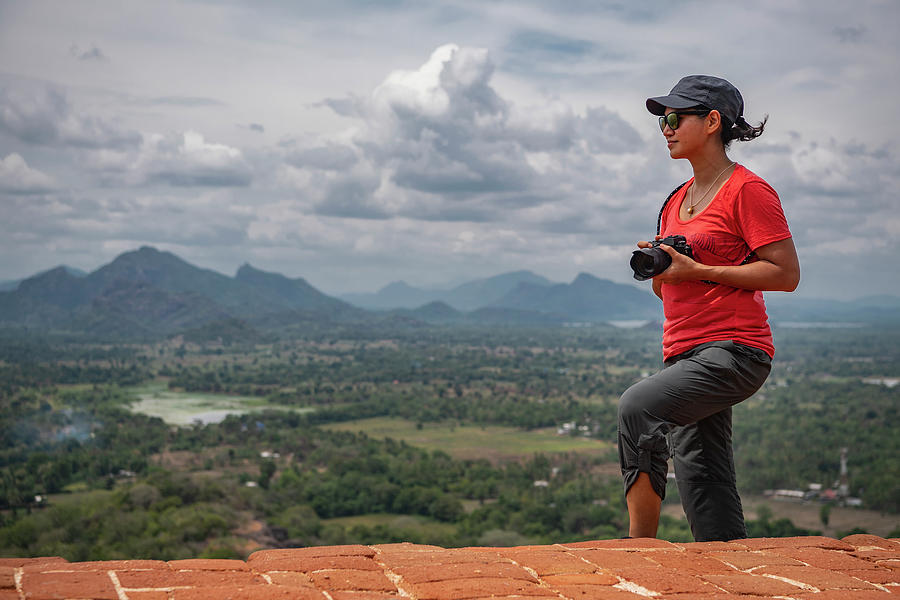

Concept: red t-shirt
[[658, 164, 792, 360]]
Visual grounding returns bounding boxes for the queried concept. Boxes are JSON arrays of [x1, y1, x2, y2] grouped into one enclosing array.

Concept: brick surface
[[843, 535, 900, 551], [171, 585, 326, 600], [615, 566, 720, 594], [21, 570, 118, 600], [561, 537, 679, 550], [0, 567, 14, 589], [125, 592, 170, 600], [549, 584, 645, 598], [249, 545, 375, 564], [572, 548, 659, 570], [24, 559, 168, 572], [643, 550, 738, 574], [794, 592, 899, 600], [707, 550, 806, 569], [735, 536, 855, 551], [0, 557, 67, 568], [379, 549, 501, 567], [758, 565, 881, 590], [257, 555, 380, 572], [391, 561, 536, 583], [405, 576, 549, 600], [702, 572, 806, 595], [678, 541, 750, 552], [264, 571, 316, 587], [541, 572, 619, 586], [772, 547, 881, 570], [308, 569, 396, 592], [499, 550, 597, 575], [329, 593, 403, 600], [5, 536, 900, 599], [840, 568, 900, 585], [117, 568, 264, 588], [169, 558, 250, 571]]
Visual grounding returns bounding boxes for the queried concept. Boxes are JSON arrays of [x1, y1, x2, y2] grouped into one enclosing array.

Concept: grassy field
[[125, 382, 313, 426], [322, 417, 612, 462]]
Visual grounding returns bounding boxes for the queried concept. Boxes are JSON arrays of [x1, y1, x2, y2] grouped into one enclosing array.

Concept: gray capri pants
[[617, 340, 771, 542]]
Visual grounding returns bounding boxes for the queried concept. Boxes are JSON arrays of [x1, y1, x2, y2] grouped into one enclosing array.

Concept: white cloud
[[0, 153, 56, 194]]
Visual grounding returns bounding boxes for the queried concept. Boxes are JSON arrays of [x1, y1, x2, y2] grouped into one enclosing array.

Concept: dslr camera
[[630, 234, 693, 281]]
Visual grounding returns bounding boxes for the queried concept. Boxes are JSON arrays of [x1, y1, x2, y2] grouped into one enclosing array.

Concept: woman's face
[[661, 108, 708, 159]]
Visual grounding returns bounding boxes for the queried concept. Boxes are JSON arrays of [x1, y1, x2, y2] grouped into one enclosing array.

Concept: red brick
[[168, 559, 249, 571], [264, 571, 316, 587], [307, 569, 396, 592], [392, 561, 536, 583], [707, 550, 805, 570], [852, 549, 900, 562], [0, 557, 67, 568], [664, 595, 774, 600], [249, 545, 374, 564], [117, 569, 264, 588], [549, 585, 646, 598], [541, 572, 618, 586], [499, 550, 597, 575], [0, 591, 20, 600], [172, 585, 326, 600], [24, 559, 168, 572], [467, 597, 562, 600], [758, 565, 880, 590], [572, 548, 658, 570], [379, 550, 501, 567], [405, 576, 549, 600], [329, 593, 403, 600], [255, 555, 380, 572], [678, 541, 750, 552], [735, 536, 855, 551], [839, 568, 900, 584], [0, 567, 14, 589], [125, 592, 170, 600], [794, 592, 899, 600], [702, 572, 805, 595], [843, 535, 900, 551], [615, 566, 719, 594], [372, 542, 442, 553], [21, 570, 118, 600], [772, 547, 881, 570], [561, 538, 679, 550], [643, 550, 738, 574], [878, 560, 900, 570]]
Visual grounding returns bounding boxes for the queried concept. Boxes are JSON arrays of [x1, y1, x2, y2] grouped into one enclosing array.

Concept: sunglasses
[[659, 110, 710, 132]]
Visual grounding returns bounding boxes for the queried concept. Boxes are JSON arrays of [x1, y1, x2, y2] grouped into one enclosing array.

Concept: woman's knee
[[618, 382, 653, 426]]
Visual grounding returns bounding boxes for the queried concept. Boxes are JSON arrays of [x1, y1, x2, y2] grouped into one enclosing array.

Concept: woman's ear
[[706, 110, 723, 134]]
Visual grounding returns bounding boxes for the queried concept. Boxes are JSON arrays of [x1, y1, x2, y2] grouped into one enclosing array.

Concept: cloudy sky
[[0, 1, 897, 300]]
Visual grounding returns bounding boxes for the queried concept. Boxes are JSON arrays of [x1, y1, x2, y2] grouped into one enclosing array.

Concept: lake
[[127, 383, 312, 426]]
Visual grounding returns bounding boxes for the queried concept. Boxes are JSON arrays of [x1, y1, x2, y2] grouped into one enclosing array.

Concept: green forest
[[1, 324, 897, 560]]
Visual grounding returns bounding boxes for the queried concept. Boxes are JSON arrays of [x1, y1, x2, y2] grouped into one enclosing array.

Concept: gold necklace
[[687, 162, 735, 215]]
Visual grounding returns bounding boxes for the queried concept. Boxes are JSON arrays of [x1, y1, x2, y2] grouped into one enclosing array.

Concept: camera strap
[[656, 181, 757, 282], [656, 181, 688, 236]]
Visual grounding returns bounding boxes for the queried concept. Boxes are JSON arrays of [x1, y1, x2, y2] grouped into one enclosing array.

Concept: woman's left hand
[[652, 243, 702, 284]]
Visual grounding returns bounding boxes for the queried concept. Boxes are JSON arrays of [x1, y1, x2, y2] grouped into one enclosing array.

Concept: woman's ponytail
[[721, 114, 767, 147]]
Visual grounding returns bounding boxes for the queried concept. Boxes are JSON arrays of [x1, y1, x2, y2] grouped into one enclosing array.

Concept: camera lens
[[630, 248, 672, 281]]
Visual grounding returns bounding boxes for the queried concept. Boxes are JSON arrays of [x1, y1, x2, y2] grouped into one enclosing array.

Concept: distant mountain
[[341, 270, 556, 310], [491, 272, 662, 321], [0, 247, 360, 339], [0, 265, 86, 292], [342, 280, 437, 310]]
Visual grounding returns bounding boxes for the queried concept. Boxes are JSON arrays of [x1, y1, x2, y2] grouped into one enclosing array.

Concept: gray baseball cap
[[646, 75, 744, 124]]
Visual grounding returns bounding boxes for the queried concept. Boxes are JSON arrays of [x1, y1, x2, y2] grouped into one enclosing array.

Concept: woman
[[618, 75, 800, 541]]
